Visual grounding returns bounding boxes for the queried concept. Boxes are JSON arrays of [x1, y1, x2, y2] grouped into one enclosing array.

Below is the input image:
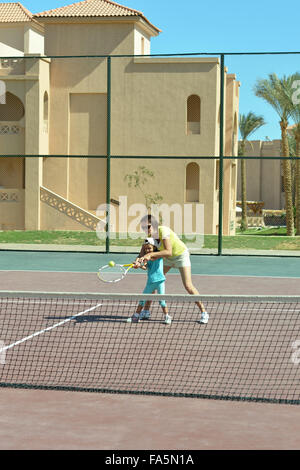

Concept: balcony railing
[[0, 58, 25, 75]]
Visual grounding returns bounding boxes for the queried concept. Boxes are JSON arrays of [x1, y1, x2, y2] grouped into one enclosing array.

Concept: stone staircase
[[40, 186, 106, 231]]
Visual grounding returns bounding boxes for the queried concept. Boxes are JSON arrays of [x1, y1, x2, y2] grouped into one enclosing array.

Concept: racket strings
[[98, 264, 126, 282]]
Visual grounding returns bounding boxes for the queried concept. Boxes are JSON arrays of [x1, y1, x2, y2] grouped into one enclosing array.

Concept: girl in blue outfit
[[131, 238, 172, 325]]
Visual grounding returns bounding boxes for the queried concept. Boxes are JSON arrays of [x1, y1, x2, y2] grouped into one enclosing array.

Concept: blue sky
[[13, 0, 300, 140]]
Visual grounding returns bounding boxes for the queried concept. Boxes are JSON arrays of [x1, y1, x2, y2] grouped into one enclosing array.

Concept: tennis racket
[[97, 263, 134, 283]]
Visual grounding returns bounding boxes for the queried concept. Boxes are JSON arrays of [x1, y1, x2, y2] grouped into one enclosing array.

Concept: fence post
[[218, 53, 225, 256], [106, 56, 111, 253]]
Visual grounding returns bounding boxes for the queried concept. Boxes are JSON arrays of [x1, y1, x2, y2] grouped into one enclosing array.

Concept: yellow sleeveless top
[[158, 226, 187, 258]]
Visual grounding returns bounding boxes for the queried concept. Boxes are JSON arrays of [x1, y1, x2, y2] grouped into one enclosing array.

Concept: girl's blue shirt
[[146, 258, 165, 284]]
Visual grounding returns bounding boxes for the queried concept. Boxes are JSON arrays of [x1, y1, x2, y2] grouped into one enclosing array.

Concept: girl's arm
[[133, 245, 147, 268]]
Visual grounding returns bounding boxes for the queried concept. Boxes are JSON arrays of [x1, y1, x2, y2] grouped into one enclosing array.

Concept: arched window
[[0, 92, 24, 121], [186, 162, 199, 202], [43, 91, 49, 132], [187, 95, 200, 135]]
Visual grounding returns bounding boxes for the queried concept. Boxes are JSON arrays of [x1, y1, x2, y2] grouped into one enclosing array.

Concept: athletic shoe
[[164, 314, 172, 325], [199, 311, 209, 324], [131, 313, 140, 323], [139, 310, 151, 320]]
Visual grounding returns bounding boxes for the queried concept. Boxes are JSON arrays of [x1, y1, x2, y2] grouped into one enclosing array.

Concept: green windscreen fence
[[0, 52, 300, 256]]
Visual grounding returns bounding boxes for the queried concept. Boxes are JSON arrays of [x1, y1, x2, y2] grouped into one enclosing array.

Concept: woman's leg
[[163, 265, 172, 275], [179, 266, 206, 312]]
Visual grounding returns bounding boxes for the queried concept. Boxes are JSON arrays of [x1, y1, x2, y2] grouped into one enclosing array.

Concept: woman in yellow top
[[135, 214, 209, 324]]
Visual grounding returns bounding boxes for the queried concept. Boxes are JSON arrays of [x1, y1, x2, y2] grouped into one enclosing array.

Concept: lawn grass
[[0, 229, 300, 251], [0, 231, 141, 246], [203, 234, 300, 251], [235, 227, 288, 236]]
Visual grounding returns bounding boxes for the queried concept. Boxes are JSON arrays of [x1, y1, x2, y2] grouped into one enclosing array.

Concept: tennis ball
[[108, 260, 115, 267]]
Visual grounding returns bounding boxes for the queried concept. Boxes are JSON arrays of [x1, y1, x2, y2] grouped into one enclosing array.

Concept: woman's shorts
[[163, 249, 191, 269]]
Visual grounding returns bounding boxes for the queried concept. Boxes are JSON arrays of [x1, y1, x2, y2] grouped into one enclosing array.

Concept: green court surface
[[0, 250, 300, 277]]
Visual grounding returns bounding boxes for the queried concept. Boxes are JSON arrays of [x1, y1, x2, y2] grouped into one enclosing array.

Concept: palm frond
[[239, 112, 265, 143], [288, 72, 300, 125], [253, 73, 298, 121]]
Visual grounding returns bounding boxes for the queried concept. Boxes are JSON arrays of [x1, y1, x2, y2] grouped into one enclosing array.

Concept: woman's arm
[[138, 244, 146, 258], [132, 244, 147, 268], [142, 238, 172, 261]]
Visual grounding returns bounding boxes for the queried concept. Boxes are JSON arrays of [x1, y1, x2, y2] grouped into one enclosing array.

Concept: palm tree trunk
[[241, 160, 248, 231], [296, 134, 300, 235], [281, 120, 294, 236], [240, 141, 248, 231]]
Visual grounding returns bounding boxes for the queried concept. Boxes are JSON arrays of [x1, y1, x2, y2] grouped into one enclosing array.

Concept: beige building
[[237, 139, 283, 210], [0, 0, 240, 238]]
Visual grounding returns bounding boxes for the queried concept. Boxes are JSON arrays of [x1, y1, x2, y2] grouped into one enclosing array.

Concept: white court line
[[0, 302, 103, 354], [0, 298, 193, 356]]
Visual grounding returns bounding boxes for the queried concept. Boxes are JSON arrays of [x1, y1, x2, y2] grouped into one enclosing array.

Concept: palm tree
[[289, 121, 300, 234], [287, 132, 297, 208], [254, 73, 298, 236], [239, 112, 265, 231], [286, 73, 300, 234]]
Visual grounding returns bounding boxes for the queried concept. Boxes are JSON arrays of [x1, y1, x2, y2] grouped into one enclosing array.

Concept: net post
[[218, 53, 225, 256], [106, 55, 112, 254]]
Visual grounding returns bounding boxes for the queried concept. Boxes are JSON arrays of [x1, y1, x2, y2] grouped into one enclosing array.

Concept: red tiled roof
[[0, 2, 33, 22], [34, 0, 160, 33]]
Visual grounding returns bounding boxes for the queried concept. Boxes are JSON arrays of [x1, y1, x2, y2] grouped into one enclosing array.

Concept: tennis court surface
[[0, 252, 300, 450]]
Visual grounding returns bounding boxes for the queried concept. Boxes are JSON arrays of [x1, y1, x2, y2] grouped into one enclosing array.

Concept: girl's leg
[[134, 283, 153, 318], [145, 265, 172, 312], [157, 281, 167, 313], [139, 282, 155, 319], [157, 282, 171, 323], [136, 304, 143, 314], [143, 300, 152, 311]]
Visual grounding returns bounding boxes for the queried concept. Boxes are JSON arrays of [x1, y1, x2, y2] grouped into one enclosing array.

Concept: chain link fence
[[0, 52, 300, 255]]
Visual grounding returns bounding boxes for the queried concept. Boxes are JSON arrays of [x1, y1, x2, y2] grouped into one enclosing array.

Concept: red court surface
[[1, 388, 300, 450], [0, 270, 300, 450]]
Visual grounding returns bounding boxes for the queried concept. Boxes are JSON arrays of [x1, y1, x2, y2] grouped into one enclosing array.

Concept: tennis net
[[0, 291, 299, 404]]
